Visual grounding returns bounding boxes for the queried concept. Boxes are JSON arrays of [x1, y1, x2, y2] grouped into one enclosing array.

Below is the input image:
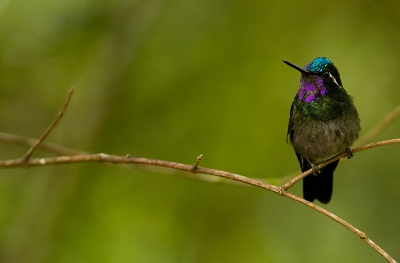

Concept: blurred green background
[[0, 0, 399, 262]]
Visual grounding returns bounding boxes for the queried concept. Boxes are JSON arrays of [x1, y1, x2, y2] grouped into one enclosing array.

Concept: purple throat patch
[[298, 77, 326, 103]]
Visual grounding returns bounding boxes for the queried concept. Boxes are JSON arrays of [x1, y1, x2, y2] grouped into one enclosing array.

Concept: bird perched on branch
[[284, 57, 360, 204]]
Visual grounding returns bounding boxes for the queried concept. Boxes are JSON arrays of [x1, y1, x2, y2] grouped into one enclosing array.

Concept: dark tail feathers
[[302, 160, 339, 204]]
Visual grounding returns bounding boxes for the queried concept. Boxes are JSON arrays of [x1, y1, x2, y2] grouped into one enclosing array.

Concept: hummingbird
[[283, 57, 360, 204]]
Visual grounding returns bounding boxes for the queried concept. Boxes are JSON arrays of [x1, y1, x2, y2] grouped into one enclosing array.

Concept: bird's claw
[[345, 148, 354, 159], [310, 162, 320, 175]]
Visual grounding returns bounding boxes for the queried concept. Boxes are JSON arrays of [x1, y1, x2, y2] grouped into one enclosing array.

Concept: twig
[[0, 132, 86, 156], [282, 192, 396, 263], [281, 152, 345, 191], [281, 138, 400, 191], [0, 150, 398, 262], [2, 139, 398, 262], [0, 89, 398, 262], [20, 87, 74, 162], [190, 154, 203, 172], [353, 138, 400, 153], [354, 105, 400, 147], [2, 105, 399, 184], [0, 153, 281, 193]]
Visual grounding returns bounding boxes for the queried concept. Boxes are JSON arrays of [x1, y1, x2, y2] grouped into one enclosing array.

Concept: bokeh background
[[0, 0, 399, 262]]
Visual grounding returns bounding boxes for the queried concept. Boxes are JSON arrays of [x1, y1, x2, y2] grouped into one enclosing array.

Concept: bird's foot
[[310, 162, 320, 175], [345, 148, 354, 159]]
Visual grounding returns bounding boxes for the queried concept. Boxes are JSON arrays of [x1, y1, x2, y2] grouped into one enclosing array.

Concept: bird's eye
[[322, 72, 330, 78]]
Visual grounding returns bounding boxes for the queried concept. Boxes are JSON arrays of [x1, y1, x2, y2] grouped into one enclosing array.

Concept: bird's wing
[[287, 101, 295, 144]]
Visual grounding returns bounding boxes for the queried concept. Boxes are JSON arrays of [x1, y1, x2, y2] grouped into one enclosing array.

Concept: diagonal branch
[[354, 105, 400, 147], [20, 87, 75, 162], [281, 138, 400, 191], [282, 192, 396, 263]]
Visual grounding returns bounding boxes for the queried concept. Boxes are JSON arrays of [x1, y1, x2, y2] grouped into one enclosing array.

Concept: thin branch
[[282, 192, 396, 263], [281, 138, 400, 191], [0, 153, 281, 192], [2, 105, 399, 185], [1, 141, 399, 261], [20, 87, 75, 162], [353, 138, 400, 153], [354, 104, 400, 147], [0, 132, 86, 156], [1, 138, 398, 262], [0, 90, 398, 262]]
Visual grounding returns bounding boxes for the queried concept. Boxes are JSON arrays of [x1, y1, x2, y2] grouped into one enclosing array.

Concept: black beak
[[283, 60, 313, 75]]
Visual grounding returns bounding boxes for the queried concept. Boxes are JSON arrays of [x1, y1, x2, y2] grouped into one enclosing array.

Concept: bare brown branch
[[282, 138, 400, 191], [283, 192, 396, 263], [0, 132, 86, 156], [0, 89, 398, 262], [354, 104, 400, 147], [2, 138, 398, 262], [20, 87, 75, 162]]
